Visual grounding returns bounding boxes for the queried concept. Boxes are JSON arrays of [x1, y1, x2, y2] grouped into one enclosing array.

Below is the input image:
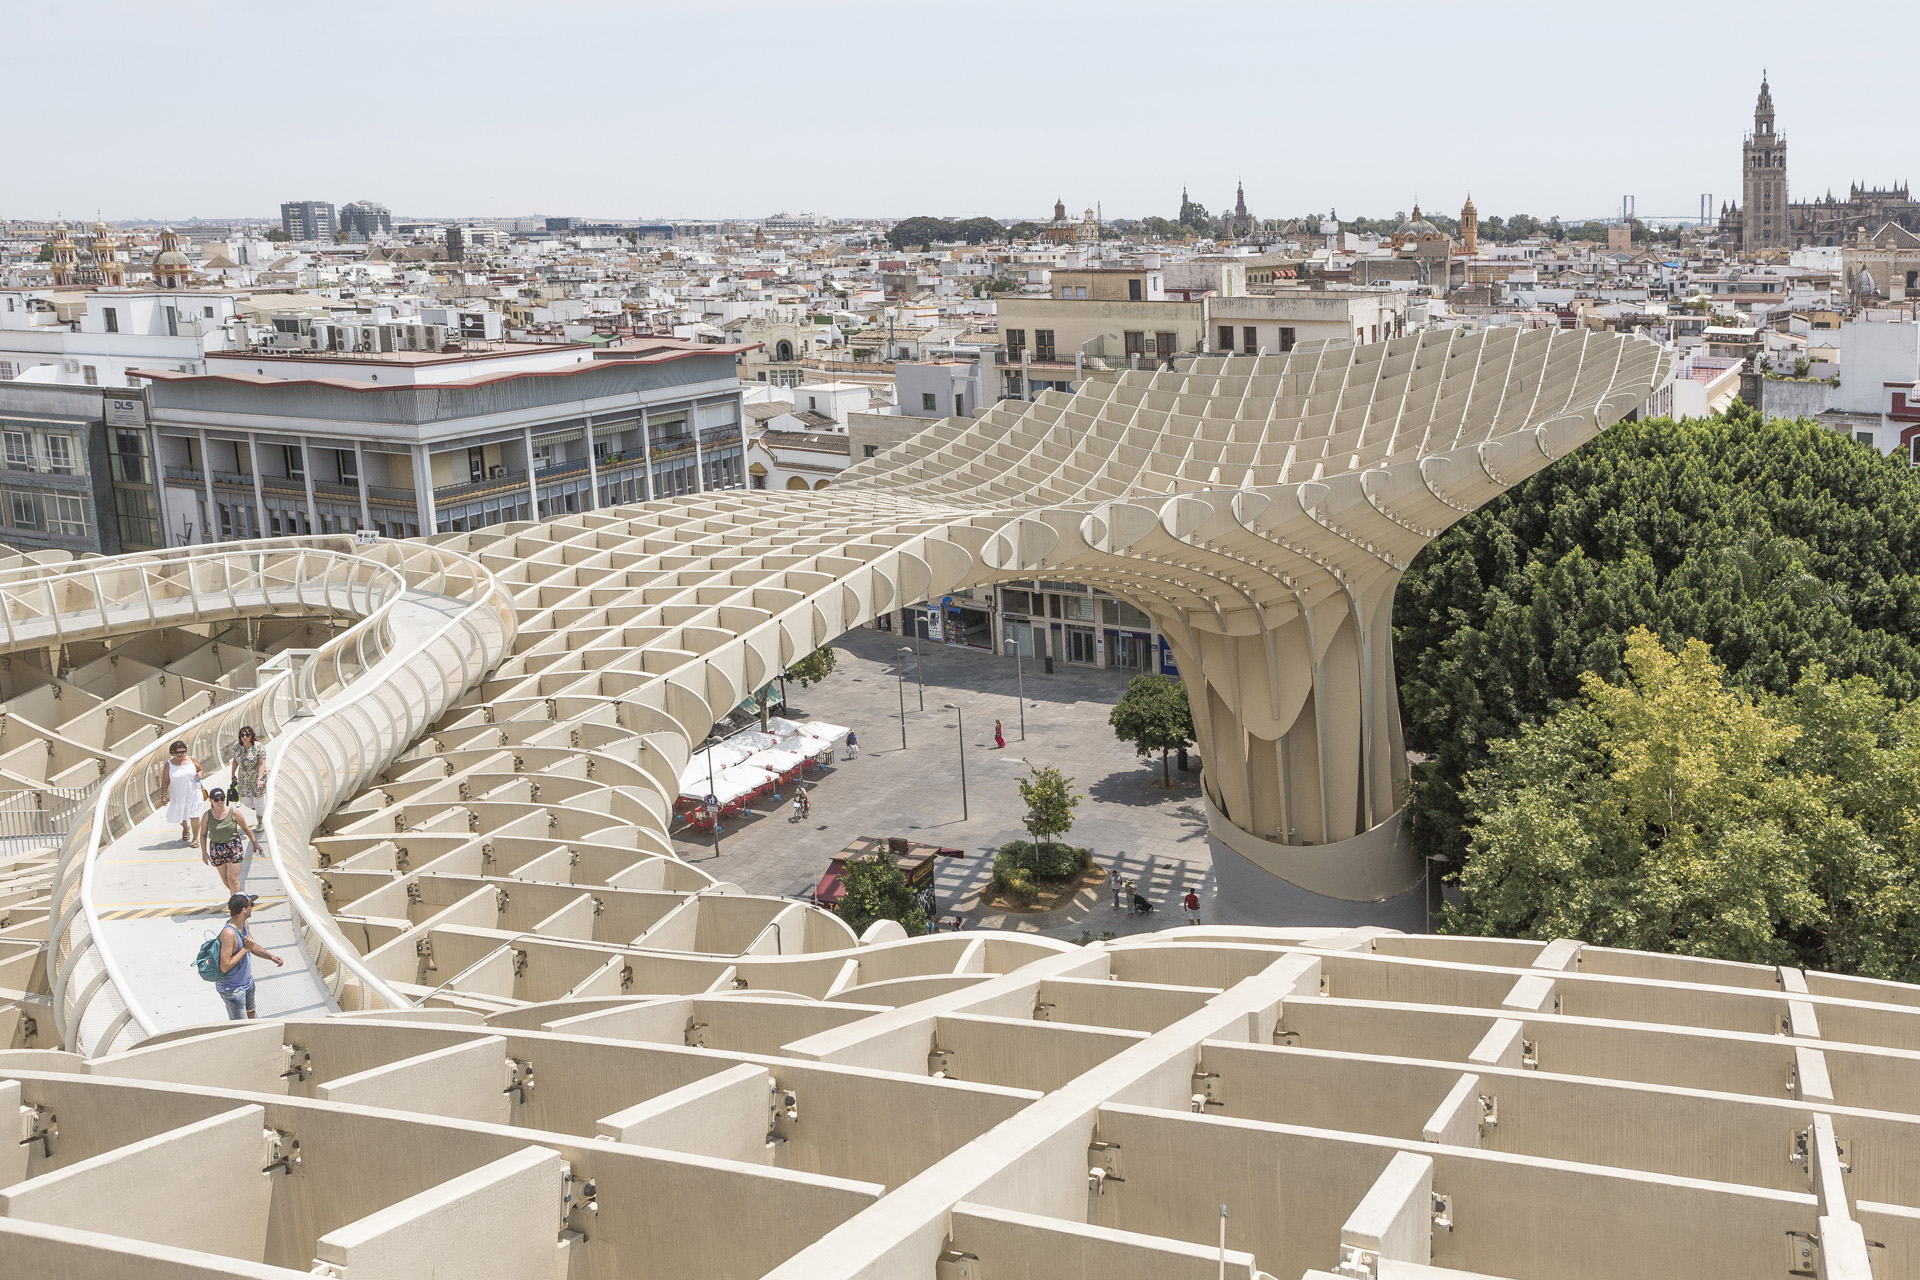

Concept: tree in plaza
[[833, 853, 927, 936], [1016, 761, 1081, 871], [784, 646, 837, 687], [1107, 673, 1195, 785]]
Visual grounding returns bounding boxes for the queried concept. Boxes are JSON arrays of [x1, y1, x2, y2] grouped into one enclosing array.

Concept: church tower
[[1460, 194, 1478, 256], [152, 226, 193, 290], [92, 219, 124, 287], [1742, 75, 1788, 250], [48, 222, 78, 287]]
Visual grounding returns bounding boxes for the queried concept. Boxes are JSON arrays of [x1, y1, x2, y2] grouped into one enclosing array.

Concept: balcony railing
[[163, 466, 414, 506]]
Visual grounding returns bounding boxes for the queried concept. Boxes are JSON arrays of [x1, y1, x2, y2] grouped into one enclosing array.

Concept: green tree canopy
[[1018, 761, 1080, 848], [1447, 629, 1920, 979], [1395, 405, 1920, 875], [833, 854, 928, 936], [784, 646, 837, 687], [1108, 673, 1195, 784]]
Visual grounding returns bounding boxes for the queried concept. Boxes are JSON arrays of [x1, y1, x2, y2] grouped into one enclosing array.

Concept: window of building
[[1034, 330, 1055, 360], [862, 444, 878, 458], [103, 308, 118, 333], [109, 429, 150, 484], [954, 393, 965, 416], [3, 432, 30, 470], [1219, 326, 1235, 352], [46, 494, 87, 538], [203, 306, 214, 319], [1124, 331, 1144, 361], [1279, 327, 1296, 352], [808, 395, 818, 411], [1128, 279, 1142, 301], [0, 361, 11, 380], [1243, 327, 1258, 354], [1856, 431, 1875, 447], [1061, 594, 1095, 622], [165, 307, 178, 337], [43, 434, 74, 475], [337, 449, 358, 484], [468, 447, 485, 482], [922, 393, 937, 411], [1005, 329, 1025, 356], [1155, 332, 1177, 359], [284, 445, 305, 480], [82, 366, 98, 386], [9, 490, 41, 530]]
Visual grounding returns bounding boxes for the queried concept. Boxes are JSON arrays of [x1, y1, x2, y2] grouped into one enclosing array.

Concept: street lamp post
[[1007, 631, 1026, 741], [1424, 854, 1448, 933], [896, 658, 908, 751], [943, 702, 968, 822]]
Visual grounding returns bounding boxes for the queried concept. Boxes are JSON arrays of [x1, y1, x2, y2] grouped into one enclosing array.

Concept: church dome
[[153, 226, 192, 269], [1397, 213, 1441, 240]]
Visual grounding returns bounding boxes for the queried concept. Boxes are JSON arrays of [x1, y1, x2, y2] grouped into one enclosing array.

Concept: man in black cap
[[215, 893, 283, 1020]]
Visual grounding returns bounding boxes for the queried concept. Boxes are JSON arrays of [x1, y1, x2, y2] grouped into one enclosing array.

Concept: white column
[[246, 433, 266, 538], [298, 436, 318, 535], [692, 404, 706, 493], [733, 390, 747, 489], [583, 415, 600, 510], [196, 428, 216, 543], [639, 406, 653, 500], [353, 441, 371, 532], [412, 444, 436, 535], [522, 425, 539, 519]]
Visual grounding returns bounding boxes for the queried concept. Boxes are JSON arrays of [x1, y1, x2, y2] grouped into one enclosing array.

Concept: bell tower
[[1460, 194, 1478, 256], [1742, 75, 1788, 250]]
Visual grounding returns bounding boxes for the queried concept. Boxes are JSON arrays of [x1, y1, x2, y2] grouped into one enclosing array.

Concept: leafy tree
[[1006, 221, 1041, 241], [833, 853, 928, 935], [1178, 198, 1212, 233], [1017, 760, 1081, 853], [1446, 631, 1920, 979], [951, 216, 1006, 245], [1141, 216, 1182, 239], [1395, 404, 1920, 884], [889, 216, 952, 250], [784, 646, 837, 686], [35, 242, 55, 262], [1108, 673, 1195, 784]]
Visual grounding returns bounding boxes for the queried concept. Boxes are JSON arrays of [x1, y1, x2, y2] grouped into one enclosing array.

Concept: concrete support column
[[584, 415, 600, 510], [196, 428, 216, 543], [638, 406, 653, 502], [692, 406, 706, 493], [522, 426, 539, 519], [353, 441, 371, 533], [298, 436, 318, 536], [246, 433, 266, 539], [412, 444, 436, 535], [733, 389, 747, 490]]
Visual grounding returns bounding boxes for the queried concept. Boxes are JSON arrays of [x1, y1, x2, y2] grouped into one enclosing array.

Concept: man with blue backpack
[[196, 893, 283, 1019]]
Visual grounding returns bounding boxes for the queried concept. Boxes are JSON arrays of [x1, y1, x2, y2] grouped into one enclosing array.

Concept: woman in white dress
[[163, 739, 207, 844]]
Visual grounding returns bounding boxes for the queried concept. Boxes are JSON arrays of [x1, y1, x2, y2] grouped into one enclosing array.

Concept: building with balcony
[[278, 200, 336, 242], [129, 336, 752, 545], [0, 381, 158, 555]]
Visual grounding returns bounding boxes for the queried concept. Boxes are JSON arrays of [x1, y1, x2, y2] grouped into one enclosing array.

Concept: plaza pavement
[[670, 626, 1428, 939]]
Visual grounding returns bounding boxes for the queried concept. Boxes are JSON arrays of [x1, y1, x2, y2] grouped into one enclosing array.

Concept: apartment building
[[131, 336, 751, 545], [279, 200, 336, 242], [0, 381, 159, 555]]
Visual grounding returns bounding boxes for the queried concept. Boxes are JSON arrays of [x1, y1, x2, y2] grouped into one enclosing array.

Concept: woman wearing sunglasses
[[232, 726, 268, 818], [200, 787, 260, 897]]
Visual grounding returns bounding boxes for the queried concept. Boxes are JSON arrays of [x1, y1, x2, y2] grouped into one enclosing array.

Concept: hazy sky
[[8, 0, 1910, 225]]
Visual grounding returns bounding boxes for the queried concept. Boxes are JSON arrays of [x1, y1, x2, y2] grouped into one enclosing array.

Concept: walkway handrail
[[256, 542, 515, 1018], [46, 539, 411, 1054]]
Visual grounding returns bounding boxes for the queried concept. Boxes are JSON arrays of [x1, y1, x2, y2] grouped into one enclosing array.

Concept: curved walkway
[[78, 590, 490, 1044]]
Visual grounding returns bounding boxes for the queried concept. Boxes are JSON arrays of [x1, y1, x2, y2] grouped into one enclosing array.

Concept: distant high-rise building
[[339, 200, 392, 242], [279, 200, 336, 241], [445, 226, 464, 262]]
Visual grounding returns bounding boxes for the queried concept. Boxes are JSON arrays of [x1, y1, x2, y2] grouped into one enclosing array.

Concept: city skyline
[[3, 0, 1910, 224]]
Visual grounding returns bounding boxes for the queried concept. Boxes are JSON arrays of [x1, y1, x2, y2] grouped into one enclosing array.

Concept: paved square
[[671, 627, 1426, 938]]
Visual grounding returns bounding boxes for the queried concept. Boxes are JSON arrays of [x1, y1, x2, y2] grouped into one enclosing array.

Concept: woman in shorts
[[200, 787, 260, 897]]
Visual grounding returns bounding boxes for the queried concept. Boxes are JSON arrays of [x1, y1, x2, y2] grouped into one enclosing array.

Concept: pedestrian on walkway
[[1183, 889, 1201, 925], [215, 893, 283, 1020], [201, 788, 260, 897], [1109, 866, 1124, 911], [165, 740, 207, 844], [993, 719, 1005, 749], [231, 725, 268, 819], [791, 787, 810, 822], [844, 730, 859, 760]]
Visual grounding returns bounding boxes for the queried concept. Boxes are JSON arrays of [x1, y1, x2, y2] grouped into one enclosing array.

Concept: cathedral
[[46, 219, 126, 288], [1718, 76, 1920, 250]]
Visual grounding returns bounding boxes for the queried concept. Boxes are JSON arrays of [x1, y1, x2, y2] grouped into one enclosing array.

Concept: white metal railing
[[257, 547, 514, 1017], [40, 537, 513, 1055]]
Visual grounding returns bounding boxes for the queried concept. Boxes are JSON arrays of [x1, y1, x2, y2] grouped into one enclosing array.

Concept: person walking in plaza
[[201, 787, 260, 897], [231, 725, 268, 819], [844, 729, 859, 760], [1109, 866, 1124, 911], [1183, 888, 1201, 925], [993, 719, 1005, 749], [214, 893, 283, 1020], [165, 740, 207, 844]]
